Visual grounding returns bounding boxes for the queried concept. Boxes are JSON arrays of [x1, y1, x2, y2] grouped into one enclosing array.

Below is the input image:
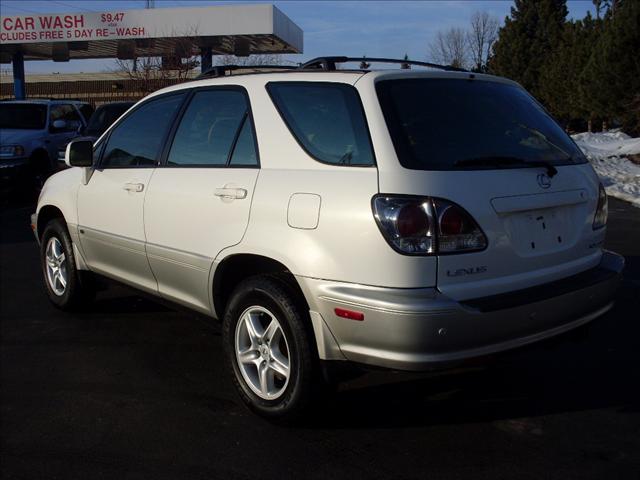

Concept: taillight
[[435, 201, 487, 253], [372, 195, 487, 255], [593, 183, 608, 230]]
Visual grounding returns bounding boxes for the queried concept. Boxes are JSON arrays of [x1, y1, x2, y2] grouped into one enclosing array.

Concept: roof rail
[[196, 64, 297, 80], [299, 56, 468, 72]]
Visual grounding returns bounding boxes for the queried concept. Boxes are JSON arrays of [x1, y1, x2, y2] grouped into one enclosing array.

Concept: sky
[[0, 0, 597, 74]]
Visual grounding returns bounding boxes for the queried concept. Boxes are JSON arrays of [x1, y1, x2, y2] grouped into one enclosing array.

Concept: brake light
[[593, 183, 608, 230], [435, 201, 487, 253], [372, 195, 487, 255], [397, 203, 430, 237], [439, 205, 465, 235]]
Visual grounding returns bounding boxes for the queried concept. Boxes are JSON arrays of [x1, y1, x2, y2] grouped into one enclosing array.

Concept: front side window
[[267, 82, 375, 166], [101, 93, 184, 168], [167, 89, 257, 167], [376, 78, 587, 171]]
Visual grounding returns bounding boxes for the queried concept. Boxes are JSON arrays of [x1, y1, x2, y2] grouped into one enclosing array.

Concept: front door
[[143, 88, 260, 312], [77, 92, 185, 293]]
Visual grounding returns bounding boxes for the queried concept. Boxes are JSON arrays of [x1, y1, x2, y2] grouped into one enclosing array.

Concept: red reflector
[[334, 308, 364, 321]]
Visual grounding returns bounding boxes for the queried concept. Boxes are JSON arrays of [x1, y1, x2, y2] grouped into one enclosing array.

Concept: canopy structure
[[0, 4, 303, 99]]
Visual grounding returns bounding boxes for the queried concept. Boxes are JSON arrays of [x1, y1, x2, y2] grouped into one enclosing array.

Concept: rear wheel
[[223, 275, 322, 420], [41, 219, 95, 310]]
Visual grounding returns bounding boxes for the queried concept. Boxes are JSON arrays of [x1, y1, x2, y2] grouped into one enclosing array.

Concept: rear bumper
[[299, 250, 624, 371]]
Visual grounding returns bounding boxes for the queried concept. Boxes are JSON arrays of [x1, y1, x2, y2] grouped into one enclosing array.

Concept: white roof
[[144, 69, 514, 100]]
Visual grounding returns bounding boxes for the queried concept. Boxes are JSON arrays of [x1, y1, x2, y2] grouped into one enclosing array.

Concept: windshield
[[0, 104, 47, 130], [376, 78, 586, 171], [85, 104, 132, 136]]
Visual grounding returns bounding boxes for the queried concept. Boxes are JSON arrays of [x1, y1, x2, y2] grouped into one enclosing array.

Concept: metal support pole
[[12, 51, 25, 100], [201, 46, 212, 73]]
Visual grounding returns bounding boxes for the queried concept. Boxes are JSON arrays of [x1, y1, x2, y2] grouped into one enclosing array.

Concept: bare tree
[[428, 27, 468, 69], [467, 11, 499, 72], [113, 33, 201, 93]]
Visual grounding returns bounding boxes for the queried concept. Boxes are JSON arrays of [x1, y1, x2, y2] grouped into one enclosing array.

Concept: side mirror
[[51, 119, 67, 131], [66, 139, 93, 167]]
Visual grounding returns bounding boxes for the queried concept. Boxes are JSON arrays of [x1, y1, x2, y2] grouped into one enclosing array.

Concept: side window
[[267, 82, 374, 166], [229, 117, 258, 166], [78, 104, 94, 123], [167, 89, 257, 167], [101, 93, 184, 168], [50, 104, 82, 132], [93, 139, 105, 164]]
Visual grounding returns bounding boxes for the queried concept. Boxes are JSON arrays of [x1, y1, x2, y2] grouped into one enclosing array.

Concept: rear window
[[267, 82, 375, 166], [376, 79, 586, 171]]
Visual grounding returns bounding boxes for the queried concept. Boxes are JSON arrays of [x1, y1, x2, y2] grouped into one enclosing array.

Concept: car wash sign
[[0, 5, 303, 58], [1, 11, 147, 43]]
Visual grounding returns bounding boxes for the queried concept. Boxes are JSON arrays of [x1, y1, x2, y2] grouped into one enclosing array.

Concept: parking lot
[[1, 196, 639, 479]]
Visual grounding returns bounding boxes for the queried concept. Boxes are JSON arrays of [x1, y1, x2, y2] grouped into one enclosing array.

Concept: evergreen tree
[[539, 13, 600, 129], [488, 0, 568, 99], [581, 0, 640, 134]]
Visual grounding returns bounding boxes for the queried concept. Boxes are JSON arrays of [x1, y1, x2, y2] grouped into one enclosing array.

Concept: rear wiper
[[454, 156, 558, 177]]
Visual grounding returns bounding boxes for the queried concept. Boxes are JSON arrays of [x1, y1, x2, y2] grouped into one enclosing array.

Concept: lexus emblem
[[537, 173, 551, 189]]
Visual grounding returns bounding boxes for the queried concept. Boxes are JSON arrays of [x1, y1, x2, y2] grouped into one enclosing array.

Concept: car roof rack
[[299, 56, 468, 72], [196, 64, 298, 80]]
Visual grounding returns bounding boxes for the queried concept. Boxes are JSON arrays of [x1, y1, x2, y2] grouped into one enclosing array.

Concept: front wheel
[[223, 275, 322, 420], [41, 219, 95, 310]]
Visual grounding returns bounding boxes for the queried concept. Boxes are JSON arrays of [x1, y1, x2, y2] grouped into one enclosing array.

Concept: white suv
[[32, 58, 624, 419]]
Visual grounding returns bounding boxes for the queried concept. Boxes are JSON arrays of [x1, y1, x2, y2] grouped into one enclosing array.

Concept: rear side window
[[229, 117, 258, 166], [78, 104, 94, 123], [267, 82, 374, 166], [376, 78, 586, 171], [50, 104, 82, 131], [167, 89, 257, 167], [101, 93, 184, 168]]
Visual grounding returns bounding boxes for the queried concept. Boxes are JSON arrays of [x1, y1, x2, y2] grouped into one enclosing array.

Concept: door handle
[[214, 187, 247, 200], [123, 182, 144, 192]]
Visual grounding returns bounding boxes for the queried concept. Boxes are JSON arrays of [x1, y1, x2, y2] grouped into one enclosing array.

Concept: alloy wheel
[[45, 237, 67, 296], [235, 306, 291, 400]]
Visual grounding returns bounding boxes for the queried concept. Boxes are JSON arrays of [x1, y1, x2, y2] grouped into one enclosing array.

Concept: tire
[[40, 219, 95, 310], [222, 275, 322, 420]]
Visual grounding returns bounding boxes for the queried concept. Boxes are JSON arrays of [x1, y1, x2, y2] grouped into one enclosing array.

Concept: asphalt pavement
[[1, 196, 639, 480]]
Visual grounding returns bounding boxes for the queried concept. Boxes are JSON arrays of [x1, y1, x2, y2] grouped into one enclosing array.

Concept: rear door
[[77, 92, 185, 293], [375, 76, 604, 300], [143, 87, 260, 313]]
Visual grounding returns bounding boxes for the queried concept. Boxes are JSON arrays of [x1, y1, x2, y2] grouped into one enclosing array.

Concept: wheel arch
[[211, 253, 309, 321], [37, 204, 66, 240]]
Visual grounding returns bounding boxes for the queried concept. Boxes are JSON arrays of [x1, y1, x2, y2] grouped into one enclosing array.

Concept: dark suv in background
[[0, 99, 93, 191], [56, 101, 134, 166]]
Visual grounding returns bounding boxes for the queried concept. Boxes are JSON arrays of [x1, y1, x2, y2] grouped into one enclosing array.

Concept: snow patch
[[571, 131, 640, 208]]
